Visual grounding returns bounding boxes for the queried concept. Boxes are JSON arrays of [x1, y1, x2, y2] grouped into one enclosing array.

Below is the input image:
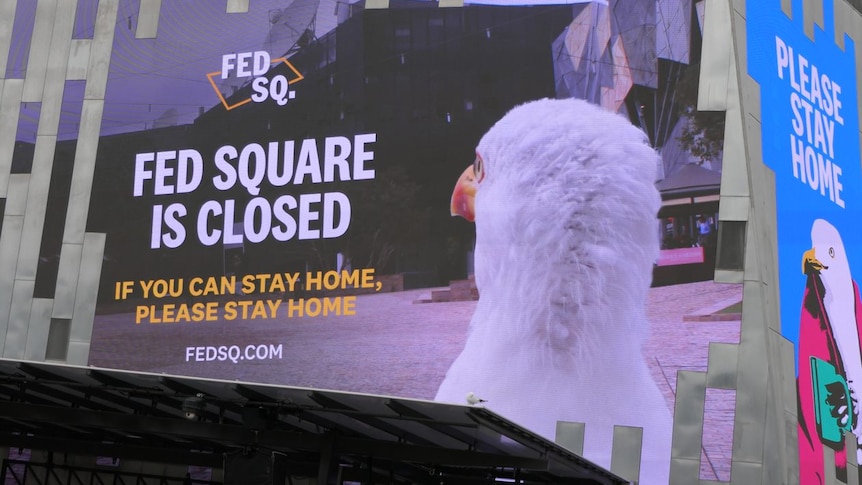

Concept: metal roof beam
[[0, 432, 224, 467]]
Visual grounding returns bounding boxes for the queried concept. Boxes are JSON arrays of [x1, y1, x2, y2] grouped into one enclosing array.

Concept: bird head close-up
[[449, 98, 662, 350]]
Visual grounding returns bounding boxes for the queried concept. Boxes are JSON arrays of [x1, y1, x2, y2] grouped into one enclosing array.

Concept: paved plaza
[[90, 279, 743, 481]]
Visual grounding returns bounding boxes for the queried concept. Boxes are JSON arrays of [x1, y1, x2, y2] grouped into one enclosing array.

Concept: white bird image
[[466, 392, 487, 405], [436, 98, 672, 484], [802, 219, 862, 460]]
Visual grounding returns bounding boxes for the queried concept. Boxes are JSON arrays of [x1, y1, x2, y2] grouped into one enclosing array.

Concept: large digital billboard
[[747, 0, 862, 482], [25, 1, 743, 483]]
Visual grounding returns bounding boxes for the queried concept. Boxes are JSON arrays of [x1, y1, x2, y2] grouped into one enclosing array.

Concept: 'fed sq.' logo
[[206, 50, 304, 110]]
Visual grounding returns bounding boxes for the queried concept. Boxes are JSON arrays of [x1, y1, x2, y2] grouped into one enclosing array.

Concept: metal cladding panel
[[4, 279, 35, 358], [69, 231, 103, 345], [82, 0, 117, 100], [555, 421, 586, 456], [63, 98, 103, 244], [66, 39, 90, 80], [670, 371, 707, 464], [135, 0, 161, 39], [24, 298, 53, 361], [226, 0, 250, 14], [16, 135, 57, 282], [0, 79, 24, 197], [706, 341, 739, 389], [739, 0, 862, 482], [0, 2, 17, 76], [36, 0, 76, 137], [21, 0, 57, 103], [52, 242, 83, 319], [610, 425, 643, 483]]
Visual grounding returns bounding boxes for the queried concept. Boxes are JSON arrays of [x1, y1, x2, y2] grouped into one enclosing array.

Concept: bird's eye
[[474, 154, 485, 183], [829, 247, 835, 258]]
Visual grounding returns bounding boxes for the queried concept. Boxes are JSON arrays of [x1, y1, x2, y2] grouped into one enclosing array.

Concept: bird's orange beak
[[451, 165, 478, 222], [803, 247, 826, 274], [449, 165, 479, 222]]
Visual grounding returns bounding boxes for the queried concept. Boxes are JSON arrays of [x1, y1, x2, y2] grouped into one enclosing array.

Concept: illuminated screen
[[747, 0, 862, 481], [20, 1, 745, 482]]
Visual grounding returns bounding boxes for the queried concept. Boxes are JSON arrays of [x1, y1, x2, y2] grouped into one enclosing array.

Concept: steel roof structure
[[0, 359, 627, 484]]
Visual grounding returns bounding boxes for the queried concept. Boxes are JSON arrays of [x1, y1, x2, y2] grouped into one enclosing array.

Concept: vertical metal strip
[[226, 0, 250, 14], [136, 0, 161, 39], [21, 0, 58, 102], [0, 1, 17, 77], [610, 425, 644, 483]]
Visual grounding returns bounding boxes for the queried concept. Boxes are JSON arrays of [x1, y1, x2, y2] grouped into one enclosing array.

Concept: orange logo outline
[[206, 57, 305, 111]]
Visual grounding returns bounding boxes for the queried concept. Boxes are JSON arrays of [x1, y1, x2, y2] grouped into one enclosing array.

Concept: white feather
[[436, 98, 671, 483]]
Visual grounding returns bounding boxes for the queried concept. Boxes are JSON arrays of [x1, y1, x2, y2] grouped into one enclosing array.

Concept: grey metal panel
[[136, 0, 161, 39], [837, 1, 862, 146], [802, 0, 823, 40], [4, 279, 35, 359], [719, 52, 749, 200], [69, 232, 104, 347], [66, 340, 89, 365], [730, 2, 759, 134], [63, 98, 103, 244], [784, 411, 799, 484], [699, 0, 733, 111], [777, 332, 796, 416], [822, 446, 837, 484], [36, 0, 76, 137], [365, 0, 390, 8], [776, 331, 797, 485], [0, 213, 23, 353], [52, 242, 83, 319], [731, 287, 769, 467], [705, 342, 738, 390], [669, 370, 706, 485], [5, 173, 29, 217], [846, 430, 859, 485], [15, 135, 57, 282], [714, 268, 744, 284], [0, 78, 24, 197], [66, 39, 90, 81], [83, 0, 118, 100], [671, 371, 706, 461], [0, 174, 29, 351], [554, 421, 585, 456], [24, 298, 53, 361], [669, 457, 700, 485], [226, 0, 250, 13], [439, 0, 464, 6], [0, 1, 16, 77], [44, 318, 70, 361], [718, 196, 749, 221], [833, 0, 862, 54], [22, 0, 58, 102], [729, 460, 762, 485], [759, 348, 784, 485], [610, 425, 643, 484]]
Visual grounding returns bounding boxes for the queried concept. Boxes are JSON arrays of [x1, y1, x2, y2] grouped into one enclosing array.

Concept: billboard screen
[[29, 1, 743, 482], [747, 0, 862, 481]]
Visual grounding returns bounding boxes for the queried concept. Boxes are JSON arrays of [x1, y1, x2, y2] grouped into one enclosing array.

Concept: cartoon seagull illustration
[[798, 218, 862, 483], [435, 98, 672, 484]]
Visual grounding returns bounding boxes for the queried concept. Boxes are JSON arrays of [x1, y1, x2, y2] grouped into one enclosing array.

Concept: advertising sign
[[747, 0, 862, 481], [55, 1, 740, 483]]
